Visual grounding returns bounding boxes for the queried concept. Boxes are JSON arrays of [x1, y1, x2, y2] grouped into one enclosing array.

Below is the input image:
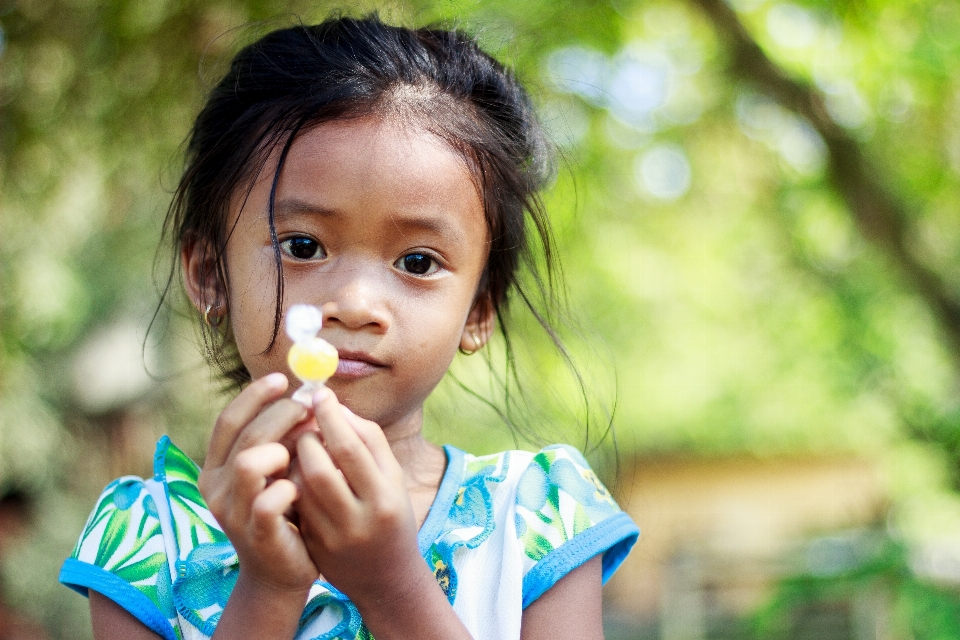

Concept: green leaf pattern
[[70, 475, 179, 638], [514, 444, 623, 575]]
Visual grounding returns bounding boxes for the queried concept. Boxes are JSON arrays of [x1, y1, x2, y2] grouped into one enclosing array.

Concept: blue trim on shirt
[[520, 512, 640, 609], [417, 444, 464, 556], [153, 435, 171, 481], [59, 558, 178, 640]]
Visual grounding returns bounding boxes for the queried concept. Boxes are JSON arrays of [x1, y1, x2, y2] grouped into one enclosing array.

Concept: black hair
[[160, 14, 609, 451]]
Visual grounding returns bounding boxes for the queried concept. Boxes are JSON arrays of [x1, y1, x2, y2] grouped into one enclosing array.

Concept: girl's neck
[[381, 409, 447, 531], [381, 409, 447, 494]]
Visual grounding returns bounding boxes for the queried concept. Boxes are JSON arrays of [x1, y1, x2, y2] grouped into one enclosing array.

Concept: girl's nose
[[320, 275, 391, 333]]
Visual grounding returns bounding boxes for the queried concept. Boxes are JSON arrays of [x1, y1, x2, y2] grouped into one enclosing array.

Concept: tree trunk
[[688, 0, 960, 364]]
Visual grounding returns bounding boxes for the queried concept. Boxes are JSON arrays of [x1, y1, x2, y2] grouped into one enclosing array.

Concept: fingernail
[[312, 387, 330, 405], [265, 372, 287, 388]]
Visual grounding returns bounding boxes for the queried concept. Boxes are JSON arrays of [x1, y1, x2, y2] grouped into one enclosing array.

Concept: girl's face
[[216, 117, 490, 429]]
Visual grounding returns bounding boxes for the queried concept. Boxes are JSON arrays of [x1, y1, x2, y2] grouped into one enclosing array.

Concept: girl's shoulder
[[432, 443, 639, 609], [453, 442, 627, 526]]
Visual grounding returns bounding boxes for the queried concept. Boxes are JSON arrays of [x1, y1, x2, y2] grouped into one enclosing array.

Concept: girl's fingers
[[278, 417, 322, 459], [296, 432, 357, 513], [337, 405, 399, 475], [311, 389, 383, 499], [287, 456, 303, 489], [250, 478, 299, 538], [229, 398, 309, 460], [230, 443, 292, 498], [206, 373, 288, 468]]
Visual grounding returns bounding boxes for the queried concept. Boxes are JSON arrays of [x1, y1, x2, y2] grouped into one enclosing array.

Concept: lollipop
[[286, 304, 338, 406]]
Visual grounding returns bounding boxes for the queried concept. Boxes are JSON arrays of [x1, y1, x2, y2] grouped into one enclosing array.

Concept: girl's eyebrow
[[274, 197, 336, 219], [276, 196, 465, 242], [389, 214, 463, 242]]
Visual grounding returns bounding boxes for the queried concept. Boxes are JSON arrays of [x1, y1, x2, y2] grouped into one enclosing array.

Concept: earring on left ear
[[461, 330, 482, 355]]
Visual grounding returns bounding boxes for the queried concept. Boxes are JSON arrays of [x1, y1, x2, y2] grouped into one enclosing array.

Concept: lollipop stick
[[292, 382, 321, 407]]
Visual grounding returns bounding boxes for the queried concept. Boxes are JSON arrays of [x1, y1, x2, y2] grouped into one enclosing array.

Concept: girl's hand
[[293, 388, 431, 610], [199, 373, 319, 593]]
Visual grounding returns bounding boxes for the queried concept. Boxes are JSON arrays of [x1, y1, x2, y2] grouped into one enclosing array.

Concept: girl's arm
[[520, 555, 605, 640], [90, 591, 163, 640]]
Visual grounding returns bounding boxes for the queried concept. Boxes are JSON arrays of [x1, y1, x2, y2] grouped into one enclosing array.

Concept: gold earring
[[203, 304, 224, 328], [461, 330, 482, 355]]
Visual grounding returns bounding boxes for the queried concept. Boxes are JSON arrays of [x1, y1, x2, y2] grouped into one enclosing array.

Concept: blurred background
[[2, 0, 960, 638]]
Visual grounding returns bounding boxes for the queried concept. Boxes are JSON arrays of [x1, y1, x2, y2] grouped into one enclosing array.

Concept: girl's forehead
[[290, 117, 464, 180], [233, 116, 486, 234], [294, 118, 478, 206]]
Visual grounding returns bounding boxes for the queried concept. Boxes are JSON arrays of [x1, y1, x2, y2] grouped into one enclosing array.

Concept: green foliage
[[751, 533, 960, 640]]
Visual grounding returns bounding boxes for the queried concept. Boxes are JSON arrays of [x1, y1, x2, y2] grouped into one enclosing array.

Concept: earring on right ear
[[203, 304, 224, 329]]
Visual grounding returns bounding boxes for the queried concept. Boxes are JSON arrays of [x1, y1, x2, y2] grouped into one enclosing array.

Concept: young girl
[[59, 15, 638, 640]]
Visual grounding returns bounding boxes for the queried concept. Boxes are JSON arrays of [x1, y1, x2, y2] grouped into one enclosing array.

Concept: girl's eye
[[396, 253, 438, 276], [280, 237, 325, 261]]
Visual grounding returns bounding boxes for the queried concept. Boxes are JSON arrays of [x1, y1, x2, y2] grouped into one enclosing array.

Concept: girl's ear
[[461, 293, 495, 353], [182, 236, 226, 323]]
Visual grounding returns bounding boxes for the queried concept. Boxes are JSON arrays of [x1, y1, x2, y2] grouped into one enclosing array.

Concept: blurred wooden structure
[[604, 454, 888, 639]]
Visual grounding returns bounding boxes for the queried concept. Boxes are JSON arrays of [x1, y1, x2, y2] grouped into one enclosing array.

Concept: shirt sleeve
[[514, 444, 639, 608], [59, 477, 180, 640]]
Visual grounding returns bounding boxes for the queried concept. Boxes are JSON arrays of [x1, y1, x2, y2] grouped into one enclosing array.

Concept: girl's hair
[[160, 14, 606, 451]]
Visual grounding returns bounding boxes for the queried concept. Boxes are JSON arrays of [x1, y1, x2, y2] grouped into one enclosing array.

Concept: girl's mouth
[[334, 350, 385, 379]]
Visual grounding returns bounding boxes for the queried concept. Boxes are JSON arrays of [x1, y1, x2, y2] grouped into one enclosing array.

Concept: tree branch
[[688, 0, 960, 360]]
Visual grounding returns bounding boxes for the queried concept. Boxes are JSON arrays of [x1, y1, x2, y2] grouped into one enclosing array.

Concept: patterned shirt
[[60, 436, 638, 640]]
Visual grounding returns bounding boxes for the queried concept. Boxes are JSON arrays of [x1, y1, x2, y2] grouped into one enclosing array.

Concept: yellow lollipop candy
[[285, 304, 338, 405], [288, 337, 338, 383]]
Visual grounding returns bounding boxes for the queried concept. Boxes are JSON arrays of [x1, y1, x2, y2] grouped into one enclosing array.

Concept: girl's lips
[[334, 352, 384, 379]]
